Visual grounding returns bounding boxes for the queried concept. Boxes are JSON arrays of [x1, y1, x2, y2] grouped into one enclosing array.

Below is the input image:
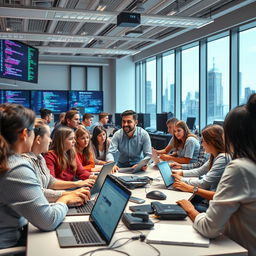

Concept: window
[[146, 57, 156, 128], [239, 26, 256, 104], [207, 35, 230, 124], [162, 52, 175, 113], [181, 45, 199, 128]]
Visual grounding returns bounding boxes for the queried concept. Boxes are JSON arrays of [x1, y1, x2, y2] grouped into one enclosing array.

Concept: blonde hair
[[75, 127, 92, 160]]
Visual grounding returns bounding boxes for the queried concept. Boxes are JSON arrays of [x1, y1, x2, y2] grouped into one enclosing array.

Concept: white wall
[[115, 56, 135, 113]]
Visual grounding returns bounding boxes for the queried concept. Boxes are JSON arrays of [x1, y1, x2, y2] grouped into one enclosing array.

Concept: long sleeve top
[[181, 144, 209, 170], [44, 150, 90, 181], [91, 139, 110, 164], [181, 153, 231, 191], [76, 151, 95, 171], [193, 158, 256, 256], [22, 152, 63, 202], [176, 136, 200, 163], [106, 126, 152, 166], [0, 154, 67, 249]]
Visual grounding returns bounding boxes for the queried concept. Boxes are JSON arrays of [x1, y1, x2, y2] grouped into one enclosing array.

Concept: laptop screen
[[91, 176, 130, 243], [157, 161, 174, 187]]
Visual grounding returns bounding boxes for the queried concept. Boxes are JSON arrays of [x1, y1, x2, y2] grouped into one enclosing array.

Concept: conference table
[[26, 165, 248, 256]]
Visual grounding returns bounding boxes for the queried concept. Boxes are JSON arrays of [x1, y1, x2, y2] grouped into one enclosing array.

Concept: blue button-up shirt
[[106, 126, 152, 167]]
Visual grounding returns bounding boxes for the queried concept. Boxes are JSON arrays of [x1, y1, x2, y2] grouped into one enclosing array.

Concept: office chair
[[0, 246, 26, 256]]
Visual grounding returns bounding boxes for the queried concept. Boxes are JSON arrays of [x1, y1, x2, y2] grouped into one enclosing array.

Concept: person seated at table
[[51, 109, 80, 139], [81, 113, 94, 132], [22, 120, 94, 203], [177, 94, 256, 256], [44, 127, 96, 182], [106, 110, 152, 172], [160, 120, 200, 164], [75, 127, 101, 172], [0, 104, 89, 250], [172, 124, 231, 212], [91, 126, 110, 165], [90, 112, 109, 133]]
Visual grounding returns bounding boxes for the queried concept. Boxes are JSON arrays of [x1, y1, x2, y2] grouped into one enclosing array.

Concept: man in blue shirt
[[106, 110, 152, 172]]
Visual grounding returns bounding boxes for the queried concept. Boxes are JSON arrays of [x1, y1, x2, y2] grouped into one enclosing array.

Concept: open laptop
[[56, 175, 131, 247], [118, 157, 151, 174], [67, 162, 115, 216], [157, 161, 174, 189]]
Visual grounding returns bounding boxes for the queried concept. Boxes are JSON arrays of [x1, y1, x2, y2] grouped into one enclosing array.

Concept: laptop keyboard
[[69, 222, 102, 244], [75, 200, 95, 213]]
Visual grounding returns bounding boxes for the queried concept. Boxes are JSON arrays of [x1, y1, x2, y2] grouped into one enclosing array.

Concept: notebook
[[157, 161, 174, 189], [56, 175, 131, 247], [118, 157, 151, 174], [67, 162, 115, 216], [146, 223, 210, 247]]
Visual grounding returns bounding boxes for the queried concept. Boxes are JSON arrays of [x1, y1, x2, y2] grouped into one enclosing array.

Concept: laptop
[[56, 175, 131, 247], [118, 157, 151, 174], [67, 162, 115, 216], [157, 161, 174, 189]]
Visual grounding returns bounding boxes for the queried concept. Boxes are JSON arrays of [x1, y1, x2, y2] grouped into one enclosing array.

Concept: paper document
[[146, 223, 210, 247]]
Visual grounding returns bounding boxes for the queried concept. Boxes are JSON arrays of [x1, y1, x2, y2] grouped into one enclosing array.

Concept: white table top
[[26, 165, 248, 256]]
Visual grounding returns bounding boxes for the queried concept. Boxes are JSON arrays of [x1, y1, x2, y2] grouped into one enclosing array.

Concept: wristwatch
[[193, 186, 198, 194]]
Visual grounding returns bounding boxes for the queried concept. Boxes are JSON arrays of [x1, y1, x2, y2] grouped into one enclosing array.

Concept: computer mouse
[[146, 190, 166, 200]]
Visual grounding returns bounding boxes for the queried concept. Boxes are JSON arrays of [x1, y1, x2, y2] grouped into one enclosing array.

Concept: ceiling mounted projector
[[117, 12, 141, 27]]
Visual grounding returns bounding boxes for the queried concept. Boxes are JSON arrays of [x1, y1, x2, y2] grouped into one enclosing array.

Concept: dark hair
[[91, 126, 107, 158], [173, 120, 198, 149], [99, 112, 109, 120], [62, 110, 79, 125], [121, 110, 137, 121], [34, 118, 49, 138], [224, 93, 256, 163], [0, 103, 35, 173], [82, 113, 94, 121], [166, 117, 178, 125], [202, 124, 225, 169], [40, 108, 52, 119]]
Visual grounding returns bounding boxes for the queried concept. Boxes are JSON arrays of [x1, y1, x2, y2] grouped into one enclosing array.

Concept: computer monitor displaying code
[[0, 40, 38, 83], [0, 90, 30, 108], [31, 90, 68, 114], [69, 91, 103, 114]]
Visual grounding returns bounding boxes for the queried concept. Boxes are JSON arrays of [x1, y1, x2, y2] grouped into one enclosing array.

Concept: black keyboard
[[69, 222, 101, 244], [75, 200, 95, 213]]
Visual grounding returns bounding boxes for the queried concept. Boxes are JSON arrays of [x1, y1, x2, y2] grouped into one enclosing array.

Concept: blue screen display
[[0, 40, 38, 83], [0, 90, 30, 108], [157, 161, 174, 187], [69, 91, 103, 114], [31, 90, 68, 114]]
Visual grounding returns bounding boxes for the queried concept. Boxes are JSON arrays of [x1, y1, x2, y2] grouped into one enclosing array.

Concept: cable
[[147, 243, 161, 256]]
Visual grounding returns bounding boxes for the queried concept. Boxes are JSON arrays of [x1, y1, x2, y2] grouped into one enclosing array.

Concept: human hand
[[58, 189, 89, 206], [176, 199, 195, 214], [172, 169, 183, 175], [76, 179, 95, 188], [170, 162, 182, 169], [173, 180, 193, 192], [159, 154, 171, 161], [111, 165, 119, 173], [172, 172, 182, 181]]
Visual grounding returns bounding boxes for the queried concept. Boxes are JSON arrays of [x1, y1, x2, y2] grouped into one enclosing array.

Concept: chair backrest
[[0, 246, 26, 256]]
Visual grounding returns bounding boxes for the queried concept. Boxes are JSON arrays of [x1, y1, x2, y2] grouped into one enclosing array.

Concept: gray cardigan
[[0, 154, 67, 249]]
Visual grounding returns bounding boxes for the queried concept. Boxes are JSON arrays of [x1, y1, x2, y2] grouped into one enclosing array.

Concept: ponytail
[[0, 135, 10, 173]]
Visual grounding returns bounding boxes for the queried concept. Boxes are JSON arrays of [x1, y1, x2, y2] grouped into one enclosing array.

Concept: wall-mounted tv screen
[[0, 40, 39, 83], [0, 90, 30, 108], [69, 91, 103, 114], [31, 91, 68, 114]]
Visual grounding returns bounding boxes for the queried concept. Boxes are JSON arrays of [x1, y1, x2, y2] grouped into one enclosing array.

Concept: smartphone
[[129, 196, 145, 204]]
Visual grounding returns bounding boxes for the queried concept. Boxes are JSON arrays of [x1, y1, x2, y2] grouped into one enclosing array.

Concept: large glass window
[[162, 52, 175, 113], [181, 45, 199, 128], [207, 36, 230, 124], [239, 26, 256, 104], [146, 57, 156, 128]]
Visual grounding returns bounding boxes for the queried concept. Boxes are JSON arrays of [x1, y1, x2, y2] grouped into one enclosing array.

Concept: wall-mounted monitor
[[0, 90, 30, 108], [69, 91, 103, 114], [157, 112, 174, 133], [31, 90, 68, 114], [0, 40, 39, 83]]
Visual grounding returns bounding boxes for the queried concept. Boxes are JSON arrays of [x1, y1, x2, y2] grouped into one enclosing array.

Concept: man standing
[[90, 112, 109, 132], [106, 110, 152, 171], [40, 108, 53, 125]]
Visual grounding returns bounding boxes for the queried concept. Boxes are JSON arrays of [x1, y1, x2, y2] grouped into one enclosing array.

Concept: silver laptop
[[56, 175, 131, 248], [67, 162, 115, 216], [157, 161, 174, 189], [118, 157, 151, 174]]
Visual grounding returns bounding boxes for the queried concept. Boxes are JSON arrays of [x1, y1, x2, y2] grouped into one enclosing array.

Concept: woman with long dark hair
[[177, 94, 256, 255], [0, 104, 87, 249]]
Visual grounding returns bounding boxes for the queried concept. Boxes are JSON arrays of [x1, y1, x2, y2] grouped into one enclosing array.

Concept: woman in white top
[[160, 120, 200, 164], [91, 126, 110, 165], [177, 94, 256, 256]]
